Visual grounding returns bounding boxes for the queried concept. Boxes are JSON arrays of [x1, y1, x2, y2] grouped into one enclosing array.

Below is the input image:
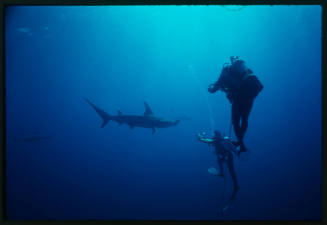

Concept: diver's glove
[[208, 83, 218, 93], [196, 132, 205, 140], [226, 93, 233, 103]]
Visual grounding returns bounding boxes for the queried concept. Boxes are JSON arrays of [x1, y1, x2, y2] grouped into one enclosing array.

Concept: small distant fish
[[16, 27, 34, 37], [16, 26, 50, 38], [16, 27, 30, 33], [9, 135, 52, 143]]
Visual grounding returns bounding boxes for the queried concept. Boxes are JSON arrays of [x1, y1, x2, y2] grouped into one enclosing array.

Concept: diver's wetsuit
[[198, 134, 239, 192], [231, 77, 257, 152], [209, 70, 263, 152], [214, 139, 238, 191], [197, 132, 240, 212]]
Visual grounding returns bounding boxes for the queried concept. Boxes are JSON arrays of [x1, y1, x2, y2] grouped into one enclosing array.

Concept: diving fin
[[208, 167, 221, 176], [219, 186, 239, 215]]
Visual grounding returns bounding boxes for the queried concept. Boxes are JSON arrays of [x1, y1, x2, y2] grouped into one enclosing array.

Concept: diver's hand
[[208, 84, 217, 93], [226, 93, 233, 103], [196, 133, 203, 140]]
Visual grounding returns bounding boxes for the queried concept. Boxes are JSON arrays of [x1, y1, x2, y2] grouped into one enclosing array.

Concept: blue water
[[5, 5, 322, 220]]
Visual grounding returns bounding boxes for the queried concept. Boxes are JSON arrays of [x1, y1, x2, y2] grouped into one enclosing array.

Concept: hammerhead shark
[[85, 98, 180, 134]]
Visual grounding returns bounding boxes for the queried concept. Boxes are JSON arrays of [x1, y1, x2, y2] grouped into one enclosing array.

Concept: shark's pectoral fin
[[152, 127, 157, 134], [101, 119, 109, 128]]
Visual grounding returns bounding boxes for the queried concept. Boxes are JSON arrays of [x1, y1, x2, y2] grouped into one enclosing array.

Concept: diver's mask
[[230, 56, 240, 64]]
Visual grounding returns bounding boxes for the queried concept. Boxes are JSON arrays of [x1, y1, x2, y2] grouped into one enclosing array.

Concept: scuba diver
[[208, 57, 263, 154], [197, 130, 239, 212]]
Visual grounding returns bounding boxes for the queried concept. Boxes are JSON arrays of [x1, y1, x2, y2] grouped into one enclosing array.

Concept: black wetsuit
[[231, 76, 260, 151], [210, 70, 263, 152], [213, 138, 238, 190], [198, 133, 239, 211]]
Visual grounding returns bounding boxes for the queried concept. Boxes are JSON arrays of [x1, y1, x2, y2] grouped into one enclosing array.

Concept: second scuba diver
[[197, 130, 239, 212], [208, 57, 263, 154]]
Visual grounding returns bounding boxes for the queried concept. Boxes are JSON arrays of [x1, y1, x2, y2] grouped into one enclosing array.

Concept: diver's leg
[[240, 98, 254, 136], [217, 156, 225, 177], [227, 153, 239, 191], [220, 153, 239, 212], [232, 102, 242, 145], [239, 98, 254, 152]]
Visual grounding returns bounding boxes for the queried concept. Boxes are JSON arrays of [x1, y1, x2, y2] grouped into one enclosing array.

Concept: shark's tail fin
[[84, 98, 111, 128]]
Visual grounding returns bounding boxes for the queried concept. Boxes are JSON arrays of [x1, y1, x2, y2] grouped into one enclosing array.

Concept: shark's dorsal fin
[[117, 110, 122, 116], [144, 102, 153, 116]]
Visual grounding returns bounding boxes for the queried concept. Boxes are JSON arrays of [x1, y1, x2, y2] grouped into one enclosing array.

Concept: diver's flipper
[[208, 167, 219, 176], [219, 186, 239, 215], [239, 143, 248, 153], [152, 127, 157, 134], [217, 199, 234, 216], [208, 167, 224, 177], [220, 202, 232, 215], [238, 149, 251, 162]]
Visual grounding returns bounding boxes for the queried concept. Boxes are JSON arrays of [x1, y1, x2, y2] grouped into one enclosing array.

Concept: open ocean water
[[5, 5, 321, 220]]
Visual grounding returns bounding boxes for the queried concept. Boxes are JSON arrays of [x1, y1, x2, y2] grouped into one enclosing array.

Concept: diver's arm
[[209, 66, 230, 93], [199, 138, 215, 144], [223, 140, 238, 154], [196, 134, 214, 144], [208, 81, 220, 93]]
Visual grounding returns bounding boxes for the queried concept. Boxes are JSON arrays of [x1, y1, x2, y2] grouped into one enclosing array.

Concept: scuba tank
[[230, 56, 248, 79], [217, 56, 263, 101], [229, 56, 263, 98], [217, 62, 242, 97], [243, 75, 263, 98]]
